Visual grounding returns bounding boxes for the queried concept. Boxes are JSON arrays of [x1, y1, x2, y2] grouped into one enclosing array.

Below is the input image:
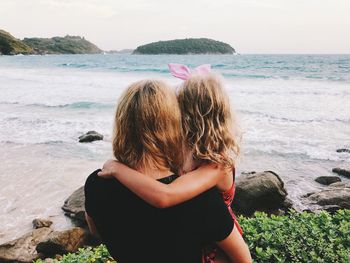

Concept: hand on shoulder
[[98, 159, 120, 178]]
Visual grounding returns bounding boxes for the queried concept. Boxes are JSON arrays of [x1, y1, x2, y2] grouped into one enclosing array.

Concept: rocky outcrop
[[231, 171, 292, 216], [78, 131, 103, 143], [33, 218, 53, 229], [36, 227, 87, 257], [332, 168, 350, 178], [302, 186, 350, 212], [0, 227, 53, 262], [62, 186, 86, 223], [0, 224, 88, 262], [315, 176, 341, 185]]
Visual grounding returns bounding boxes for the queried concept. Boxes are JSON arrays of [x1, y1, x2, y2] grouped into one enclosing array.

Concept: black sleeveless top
[[85, 169, 233, 263]]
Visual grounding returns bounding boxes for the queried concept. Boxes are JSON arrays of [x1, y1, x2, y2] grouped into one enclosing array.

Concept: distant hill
[[133, 38, 235, 55], [0, 29, 102, 55], [23, 35, 102, 55], [0, 30, 34, 55], [105, 49, 134, 54]]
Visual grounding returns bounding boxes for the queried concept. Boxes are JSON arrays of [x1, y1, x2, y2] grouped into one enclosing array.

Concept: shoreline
[[1, 167, 349, 262], [1, 142, 350, 241], [1, 141, 350, 245]]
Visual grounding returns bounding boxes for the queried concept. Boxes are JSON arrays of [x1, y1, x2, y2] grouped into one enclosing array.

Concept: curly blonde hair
[[113, 80, 183, 173], [177, 74, 240, 168]]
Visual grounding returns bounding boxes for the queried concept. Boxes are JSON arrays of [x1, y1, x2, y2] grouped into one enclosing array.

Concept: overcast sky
[[1, 0, 349, 53]]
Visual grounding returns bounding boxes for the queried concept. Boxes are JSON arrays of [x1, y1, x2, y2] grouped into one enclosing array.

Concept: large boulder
[[62, 186, 86, 224], [302, 186, 350, 212], [315, 176, 341, 185], [78, 131, 103, 143], [332, 168, 350, 178], [0, 227, 53, 262], [231, 171, 291, 216], [36, 227, 87, 257]]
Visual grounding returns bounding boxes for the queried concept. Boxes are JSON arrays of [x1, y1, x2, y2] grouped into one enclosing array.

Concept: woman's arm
[[98, 160, 227, 208], [216, 226, 252, 263]]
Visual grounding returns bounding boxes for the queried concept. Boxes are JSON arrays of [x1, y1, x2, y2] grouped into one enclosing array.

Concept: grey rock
[[78, 131, 103, 143], [303, 187, 350, 212], [314, 176, 341, 185], [33, 218, 53, 229], [336, 148, 350, 153], [332, 168, 350, 178], [36, 227, 87, 257], [329, 182, 346, 188], [0, 227, 53, 262], [231, 171, 291, 216], [62, 186, 86, 223]]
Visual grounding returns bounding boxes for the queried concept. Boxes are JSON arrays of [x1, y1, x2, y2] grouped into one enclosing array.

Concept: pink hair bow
[[168, 63, 211, 80]]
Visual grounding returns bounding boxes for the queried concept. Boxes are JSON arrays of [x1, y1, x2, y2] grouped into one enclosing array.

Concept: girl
[[99, 66, 246, 262]]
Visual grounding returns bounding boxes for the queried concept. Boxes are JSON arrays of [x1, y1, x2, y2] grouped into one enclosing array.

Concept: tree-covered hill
[[0, 29, 102, 55], [0, 30, 34, 55], [133, 38, 235, 55], [23, 35, 102, 55]]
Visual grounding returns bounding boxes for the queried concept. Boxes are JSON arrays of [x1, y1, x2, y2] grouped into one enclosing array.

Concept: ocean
[[1, 54, 350, 243]]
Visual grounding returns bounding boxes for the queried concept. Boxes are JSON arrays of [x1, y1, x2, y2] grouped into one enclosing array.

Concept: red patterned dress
[[202, 170, 243, 263]]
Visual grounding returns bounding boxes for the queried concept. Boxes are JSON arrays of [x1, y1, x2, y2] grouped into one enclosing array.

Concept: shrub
[[34, 245, 116, 263], [34, 210, 350, 263], [239, 210, 350, 263]]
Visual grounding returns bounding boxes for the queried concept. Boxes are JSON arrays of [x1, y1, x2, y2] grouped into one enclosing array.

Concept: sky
[[1, 0, 349, 54]]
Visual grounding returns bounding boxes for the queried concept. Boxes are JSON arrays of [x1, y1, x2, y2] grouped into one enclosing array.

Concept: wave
[[59, 63, 93, 68], [245, 147, 350, 162], [1, 101, 114, 110], [223, 73, 274, 79], [239, 110, 350, 124]]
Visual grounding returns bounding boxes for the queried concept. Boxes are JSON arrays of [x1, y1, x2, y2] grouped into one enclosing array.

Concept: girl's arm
[[98, 160, 227, 208]]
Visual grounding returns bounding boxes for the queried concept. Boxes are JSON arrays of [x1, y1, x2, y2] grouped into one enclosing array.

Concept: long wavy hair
[[177, 74, 240, 168], [112, 80, 183, 173]]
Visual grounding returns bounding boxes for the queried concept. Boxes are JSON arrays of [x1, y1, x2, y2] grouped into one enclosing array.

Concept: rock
[[314, 176, 341, 185], [329, 182, 346, 188], [78, 131, 103, 143], [332, 168, 350, 178], [62, 186, 86, 223], [302, 187, 350, 212], [36, 227, 87, 257], [33, 218, 53, 229], [0, 227, 53, 262], [336, 148, 350, 153], [231, 171, 291, 216]]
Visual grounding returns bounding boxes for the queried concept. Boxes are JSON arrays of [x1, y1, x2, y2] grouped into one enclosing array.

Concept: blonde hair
[[113, 80, 183, 173], [177, 74, 240, 168]]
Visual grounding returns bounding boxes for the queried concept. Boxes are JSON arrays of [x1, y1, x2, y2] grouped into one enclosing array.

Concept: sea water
[[1, 54, 350, 243]]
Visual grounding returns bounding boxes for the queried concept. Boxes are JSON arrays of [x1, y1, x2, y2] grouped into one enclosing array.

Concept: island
[[0, 29, 102, 55], [133, 38, 235, 55]]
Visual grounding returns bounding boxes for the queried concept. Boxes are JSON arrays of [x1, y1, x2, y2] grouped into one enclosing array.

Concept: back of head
[[113, 79, 183, 173], [177, 73, 240, 168]]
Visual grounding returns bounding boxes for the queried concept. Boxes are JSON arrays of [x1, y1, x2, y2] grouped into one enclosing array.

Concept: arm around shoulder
[[98, 161, 226, 208]]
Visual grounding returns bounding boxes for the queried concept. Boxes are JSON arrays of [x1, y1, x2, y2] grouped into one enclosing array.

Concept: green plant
[[34, 210, 350, 263], [34, 245, 116, 263], [239, 210, 350, 263]]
